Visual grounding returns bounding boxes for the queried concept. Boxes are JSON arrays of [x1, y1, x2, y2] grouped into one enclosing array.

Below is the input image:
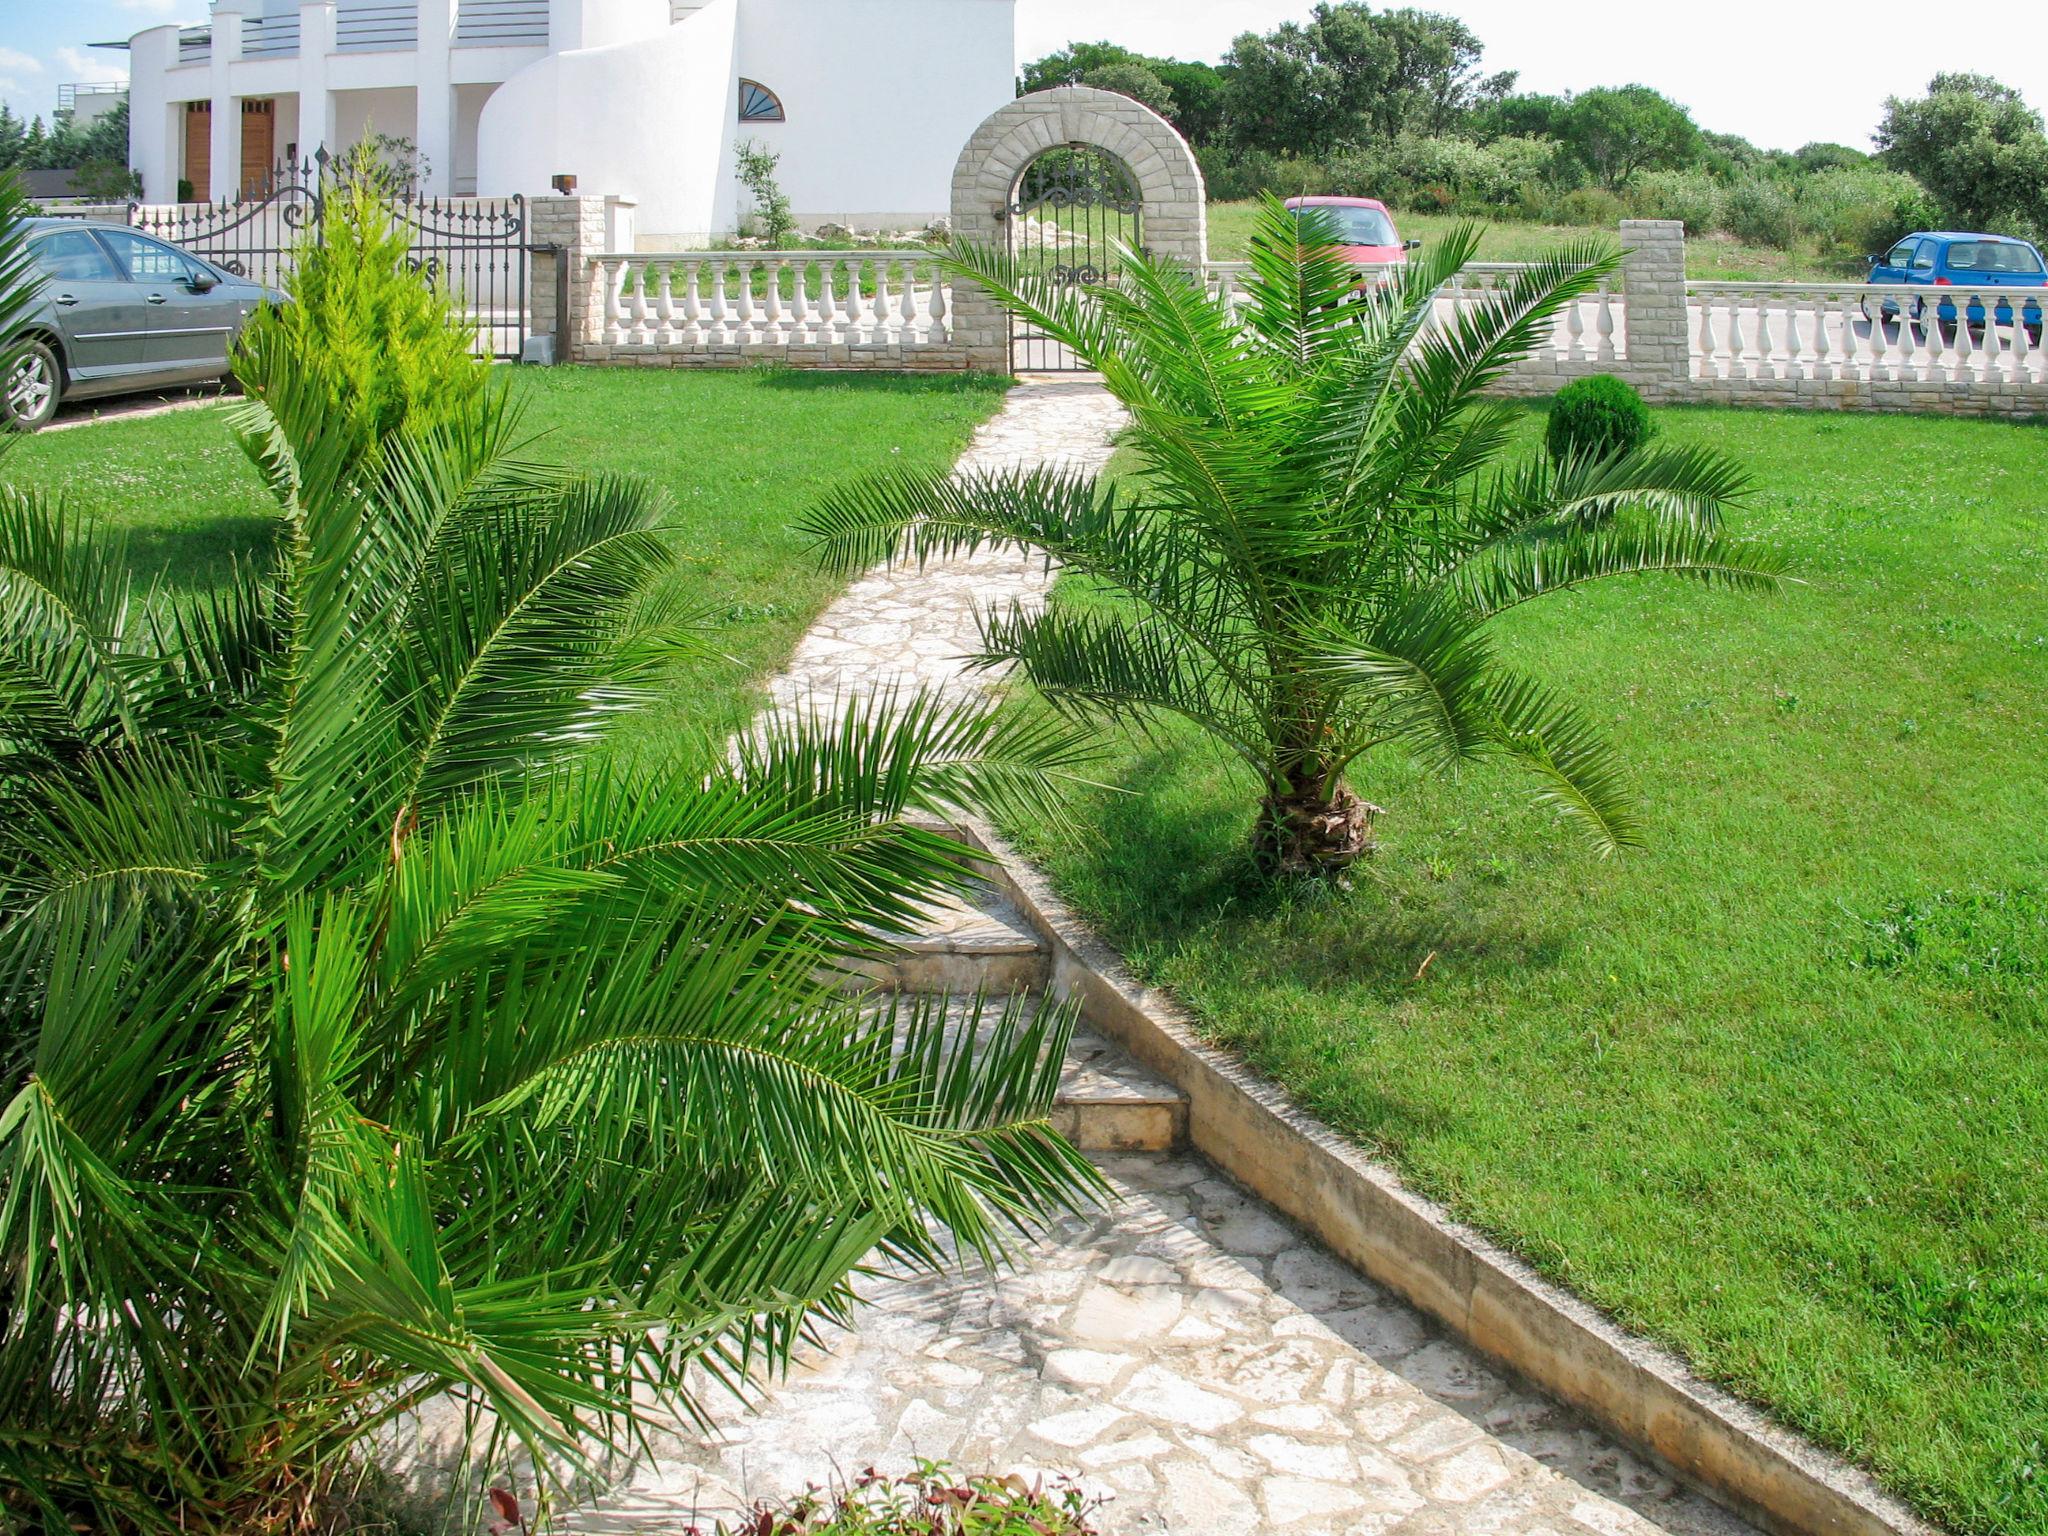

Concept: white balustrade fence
[[1689, 282, 2048, 387], [1204, 261, 1625, 370], [550, 212, 2048, 413], [588, 251, 956, 360]]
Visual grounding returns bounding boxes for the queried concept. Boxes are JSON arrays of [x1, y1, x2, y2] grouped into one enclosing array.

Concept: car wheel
[[3, 338, 62, 431]]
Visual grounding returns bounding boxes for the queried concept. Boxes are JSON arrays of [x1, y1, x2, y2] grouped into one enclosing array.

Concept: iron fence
[[126, 151, 532, 360]]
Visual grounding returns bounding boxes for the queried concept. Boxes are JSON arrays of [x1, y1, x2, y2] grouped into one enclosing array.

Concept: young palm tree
[[802, 199, 1788, 877], [0, 195, 1101, 1533]]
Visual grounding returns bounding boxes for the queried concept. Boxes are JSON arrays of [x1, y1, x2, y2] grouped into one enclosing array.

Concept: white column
[[297, 0, 336, 163], [207, 0, 247, 199], [128, 25, 183, 202], [414, 0, 454, 195]]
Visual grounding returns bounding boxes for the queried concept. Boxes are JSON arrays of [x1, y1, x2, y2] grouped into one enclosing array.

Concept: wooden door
[[184, 102, 211, 201], [239, 100, 275, 195]]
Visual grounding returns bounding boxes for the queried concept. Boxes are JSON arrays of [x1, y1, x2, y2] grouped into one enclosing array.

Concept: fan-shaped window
[[738, 80, 784, 123]]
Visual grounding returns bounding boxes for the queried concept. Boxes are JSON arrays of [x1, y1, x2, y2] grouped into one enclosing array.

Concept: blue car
[[1864, 232, 2047, 340]]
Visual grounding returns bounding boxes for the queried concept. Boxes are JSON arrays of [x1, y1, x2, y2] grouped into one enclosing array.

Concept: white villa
[[112, 0, 1017, 241]]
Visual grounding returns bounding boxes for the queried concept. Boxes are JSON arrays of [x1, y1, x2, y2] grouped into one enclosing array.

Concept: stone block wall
[[527, 195, 611, 360]]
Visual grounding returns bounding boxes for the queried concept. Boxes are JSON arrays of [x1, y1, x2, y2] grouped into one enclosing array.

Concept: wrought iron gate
[[125, 151, 532, 360], [1004, 145, 1142, 372]]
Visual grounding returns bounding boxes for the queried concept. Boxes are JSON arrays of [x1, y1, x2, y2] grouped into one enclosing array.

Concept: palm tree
[[0, 190, 1102, 1533], [801, 199, 1788, 878]]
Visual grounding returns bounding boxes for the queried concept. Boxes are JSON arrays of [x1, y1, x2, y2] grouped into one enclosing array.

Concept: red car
[[1285, 196, 1422, 287]]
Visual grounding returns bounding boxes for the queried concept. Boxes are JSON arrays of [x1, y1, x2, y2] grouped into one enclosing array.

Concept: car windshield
[[1944, 241, 2045, 275], [1300, 206, 1398, 246]]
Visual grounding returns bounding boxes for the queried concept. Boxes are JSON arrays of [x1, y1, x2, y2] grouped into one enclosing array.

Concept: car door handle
[[146, 293, 168, 305], [54, 293, 78, 306]]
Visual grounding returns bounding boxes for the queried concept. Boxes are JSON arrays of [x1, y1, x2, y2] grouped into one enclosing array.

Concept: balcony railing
[[336, 0, 420, 51], [57, 81, 128, 112], [177, 26, 211, 64], [454, 0, 549, 47], [242, 10, 301, 57]]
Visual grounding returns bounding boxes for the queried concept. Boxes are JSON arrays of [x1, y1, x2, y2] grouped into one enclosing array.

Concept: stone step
[[848, 879, 1051, 997], [870, 995, 1186, 1154]]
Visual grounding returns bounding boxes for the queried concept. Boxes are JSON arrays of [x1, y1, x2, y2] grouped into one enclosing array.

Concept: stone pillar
[[414, 0, 454, 195], [1619, 219, 1689, 400], [207, 0, 246, 200], [950, 86, 1209, 374], [526, 194, 609, 361]]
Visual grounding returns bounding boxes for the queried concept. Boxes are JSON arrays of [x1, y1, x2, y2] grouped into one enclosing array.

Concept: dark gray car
[[5, 218, 273, 430]]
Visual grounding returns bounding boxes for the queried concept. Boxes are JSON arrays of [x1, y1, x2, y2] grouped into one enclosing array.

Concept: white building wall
[[476, 0, 736, 240], [123, 0, 1017, 230], [128, 26, 184, 201], [733, 0, 1014, 232]]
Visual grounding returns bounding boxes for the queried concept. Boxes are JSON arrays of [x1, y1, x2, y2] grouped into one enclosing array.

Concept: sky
[[0, 0, 2044, 151]]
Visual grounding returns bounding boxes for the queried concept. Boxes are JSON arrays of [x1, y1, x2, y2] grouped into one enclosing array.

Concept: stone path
[[765, 377, 1125, 713], [572, 1154, 1749, 1536], [567, 379, 1755, 1536]]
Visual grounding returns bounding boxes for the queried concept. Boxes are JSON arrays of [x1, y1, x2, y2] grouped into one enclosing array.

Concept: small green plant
[[1545, 373, 1656, 465], [701, 1463, 1105, 1534], [235, 151, 486, 462], [735, 137, 799, 249]]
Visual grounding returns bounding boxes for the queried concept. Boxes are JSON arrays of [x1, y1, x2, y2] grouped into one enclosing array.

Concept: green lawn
[[997, 405, 2048, 1536], [1204, 201, 1864, 282], [4, 367, 1009, 757]]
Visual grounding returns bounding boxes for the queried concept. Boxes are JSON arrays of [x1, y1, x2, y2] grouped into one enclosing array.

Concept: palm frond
[[1456, 514, 1790, 618], [1483, 671, 1643, 854]]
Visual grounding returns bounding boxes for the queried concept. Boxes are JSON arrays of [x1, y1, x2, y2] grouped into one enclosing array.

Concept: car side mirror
[[1405, 239, 1423, 251], [1866, 254, 1879, 266], [187, 270, 218, 293]]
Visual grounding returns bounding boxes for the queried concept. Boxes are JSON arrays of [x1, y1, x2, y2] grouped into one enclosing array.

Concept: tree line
[[0, 98, 140, 201], [1023, 6, 2048, 263]]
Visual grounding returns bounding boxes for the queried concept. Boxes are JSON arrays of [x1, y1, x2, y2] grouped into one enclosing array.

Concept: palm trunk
[[1253, 765, 1382, 879]]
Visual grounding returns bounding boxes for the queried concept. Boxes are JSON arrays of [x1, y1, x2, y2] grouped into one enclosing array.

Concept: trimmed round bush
[[1545, 374, 1655, 465]]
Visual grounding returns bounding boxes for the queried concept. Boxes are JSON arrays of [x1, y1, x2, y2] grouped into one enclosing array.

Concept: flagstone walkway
[[765, 376, 1125, 714], [568, 379, 1753, 1536]]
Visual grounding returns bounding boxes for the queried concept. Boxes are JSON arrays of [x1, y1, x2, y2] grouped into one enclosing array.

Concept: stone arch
[[950, 86, 1207, 371]]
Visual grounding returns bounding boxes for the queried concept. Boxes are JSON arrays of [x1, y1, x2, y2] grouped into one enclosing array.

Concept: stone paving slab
[[764, 378, 1126, 715], [567, 1153, 1754, 1536]]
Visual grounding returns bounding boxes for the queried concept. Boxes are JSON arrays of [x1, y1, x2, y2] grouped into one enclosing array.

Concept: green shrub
[[1547, 185, 1627, 226], [233, 160, 485, 463], [1545, 373, 1655, 464], [1722, 175, 1798, 248], [1628, 170, 1723, 235], [1798, 167, 1938, 258]]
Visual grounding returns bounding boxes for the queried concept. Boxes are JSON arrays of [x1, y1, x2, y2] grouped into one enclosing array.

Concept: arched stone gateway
[[950, 86, 1207, 373]]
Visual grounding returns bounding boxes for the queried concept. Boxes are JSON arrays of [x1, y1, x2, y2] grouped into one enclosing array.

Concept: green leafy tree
[[1020, 43, 1228, 147], [1877, 74, 2048, 237], [804, 200, 1787, 879], [1557, 86, 1702, 190], [1078, 61, 1177, 121], [735, 136, 798, 247], [1222, 4, 1494, 156], [0, 183, 1102, 1532]]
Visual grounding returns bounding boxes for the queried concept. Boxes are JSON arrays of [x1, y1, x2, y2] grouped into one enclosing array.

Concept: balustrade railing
[[592, 252, 954, 351], [455, 0, 548, 46], [177, 26, 211, 65], [336, 0, 420, 51], [1204, 261, 1625, 365], [1689, 282, 2048, 387], [242, 10, 301, 57]]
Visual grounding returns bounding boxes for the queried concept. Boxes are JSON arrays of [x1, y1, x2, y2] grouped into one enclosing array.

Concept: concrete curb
[[949, 815, 1942, 1536]]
